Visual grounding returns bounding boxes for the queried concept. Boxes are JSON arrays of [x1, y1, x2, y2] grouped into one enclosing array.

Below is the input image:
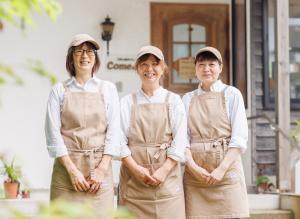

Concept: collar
[[198, 80, 226, 94], [139, 86, 164, 98], [65, 76, 98, 87]]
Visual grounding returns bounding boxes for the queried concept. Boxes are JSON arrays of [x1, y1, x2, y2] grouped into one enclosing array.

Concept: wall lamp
[[101, 16, 115, 56]]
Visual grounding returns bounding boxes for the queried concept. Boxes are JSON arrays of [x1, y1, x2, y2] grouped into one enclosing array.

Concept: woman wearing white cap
[[183, 46, 249, 219], [45, 34, 119, 218], [118, 45, 186, 219]]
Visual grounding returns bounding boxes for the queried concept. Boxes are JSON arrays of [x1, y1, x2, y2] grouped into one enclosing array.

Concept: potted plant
[[21, 188, 30, 199], [256, 175, 270, 193], [1, 157, 21, 199]]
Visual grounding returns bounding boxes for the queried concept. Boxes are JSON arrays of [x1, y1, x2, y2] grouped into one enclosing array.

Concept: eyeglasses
[[74, 49, 96, 57]]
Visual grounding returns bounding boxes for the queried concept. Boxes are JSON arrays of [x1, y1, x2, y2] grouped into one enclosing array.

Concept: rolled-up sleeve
[[103, 83, 121, 157], [182, 92, 193, 148], [167, 94, 188, 162], [120, 96, 132, 158], [228, 88, 248, 153], [45, 84, 68, 158]]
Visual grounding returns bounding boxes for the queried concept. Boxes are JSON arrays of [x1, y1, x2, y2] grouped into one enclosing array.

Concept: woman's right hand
[[68, 167, 90, 192], [58, 155, 90, 192], [122, 155, 157, 185], [187, 164, 211, 183], [133, 165, 157, 185], [185, 148, 210, 183]]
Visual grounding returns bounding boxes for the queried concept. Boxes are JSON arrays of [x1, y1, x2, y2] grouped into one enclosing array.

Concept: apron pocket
[[126, 176, 156, 200]]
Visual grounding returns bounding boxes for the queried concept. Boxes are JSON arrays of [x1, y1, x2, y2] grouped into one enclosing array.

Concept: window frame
[[263, 0, 300, 110]]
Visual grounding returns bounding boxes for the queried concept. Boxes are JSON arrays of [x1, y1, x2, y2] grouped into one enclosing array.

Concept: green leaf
[[256, 175, 269, 185], [26, 59, 57, 85], [0, 63, 24, 86], [0, 0, 62, 28]]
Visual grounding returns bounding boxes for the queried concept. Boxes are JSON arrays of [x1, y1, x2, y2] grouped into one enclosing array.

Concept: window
[[172, 24, 206, 84], [264, 0, 300, 109]]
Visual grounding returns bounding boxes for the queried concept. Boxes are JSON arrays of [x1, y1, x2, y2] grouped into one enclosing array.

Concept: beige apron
[[50, 82, 114, 219], [184, 88, 249, 219], [119, 92, 185, 219]]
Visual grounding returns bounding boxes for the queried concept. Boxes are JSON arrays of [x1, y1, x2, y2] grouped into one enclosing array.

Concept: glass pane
[[173, 44, 189, 61], [267, 0, 300, 108], [268, 0, 276, 99], [289, 19, 300, 99], [173, 24, 189, 42], [192, 44, 206, 57], [191, 24, 206, 42]]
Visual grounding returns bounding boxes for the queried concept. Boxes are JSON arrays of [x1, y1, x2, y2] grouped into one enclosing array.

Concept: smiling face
[[72, 43, 96, 75], [136, 54, 165, 87], [195, 52, 223, 88]]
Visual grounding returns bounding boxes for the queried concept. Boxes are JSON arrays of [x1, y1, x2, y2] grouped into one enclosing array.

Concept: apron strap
[[164, 92, 171, 103], [153, 140, 172, 160], [97, 81, 103, 93], [132, 93, 138, 105], [68, 146, 104, 179], [63, 82, 70, 92]]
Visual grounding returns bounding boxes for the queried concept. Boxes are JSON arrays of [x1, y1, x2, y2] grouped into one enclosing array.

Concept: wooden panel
[[250, 0, 261, 184], [256, 124, 276, 137], [256, 151, 276, 163], [254, 55, 263, 67], [256, 72, 263, 83], [256, 82, 263, 96], [256, 96, 264, 109], [256, 137, 276, 150], [232, 0, 247, 105], [275, 0, 291, 191], [256, 164, 277, 176]]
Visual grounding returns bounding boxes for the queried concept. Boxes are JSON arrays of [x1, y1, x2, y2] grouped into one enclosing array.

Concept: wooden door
[[151, 3, 229, 94]]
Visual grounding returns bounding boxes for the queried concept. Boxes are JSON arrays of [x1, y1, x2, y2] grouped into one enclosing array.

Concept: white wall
[[0, 0, 231, 189]]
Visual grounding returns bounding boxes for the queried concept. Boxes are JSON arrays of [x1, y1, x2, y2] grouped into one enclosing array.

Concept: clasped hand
[[189, 165, 227, 185], [133, 165, 170, 186], [69, 167, 105, 193]]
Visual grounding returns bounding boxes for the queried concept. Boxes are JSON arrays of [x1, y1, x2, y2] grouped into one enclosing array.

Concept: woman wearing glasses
[[183, 47, 249, 219], [45, 34, 119, 218], [118, 45, 186, 219]]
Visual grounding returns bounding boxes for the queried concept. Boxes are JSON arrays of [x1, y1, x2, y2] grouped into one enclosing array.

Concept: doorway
[[151, 3, 229, 94]]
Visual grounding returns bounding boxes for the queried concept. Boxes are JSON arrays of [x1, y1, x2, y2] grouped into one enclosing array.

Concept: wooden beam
[[275, 0, 291, 191]]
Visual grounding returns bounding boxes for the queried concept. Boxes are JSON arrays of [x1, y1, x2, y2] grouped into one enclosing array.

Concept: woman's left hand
[[151, 158, 177, 186], [207, 148, 241, 185], [207, 165, 227, 185], [86, 168, 106, 193], [151, 165, 170, 186], [86, 154, 111, 193]]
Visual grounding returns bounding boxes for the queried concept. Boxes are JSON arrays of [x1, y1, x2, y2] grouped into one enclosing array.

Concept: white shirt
[[182, 80, 248, 153], [45, 76, 120, 158], [120, 87, 188, 162]]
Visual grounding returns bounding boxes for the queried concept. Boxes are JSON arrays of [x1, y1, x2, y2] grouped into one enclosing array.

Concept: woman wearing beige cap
[[182, 46, 249, 219], [45, 34, 119, 218], [118, 45, 186, 219]]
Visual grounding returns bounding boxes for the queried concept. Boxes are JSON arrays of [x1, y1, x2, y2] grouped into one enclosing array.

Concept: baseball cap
[[195, 46, 222, 63], [69, 34, 100, 50]]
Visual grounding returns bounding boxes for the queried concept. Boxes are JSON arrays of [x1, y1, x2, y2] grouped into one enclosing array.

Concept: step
[[250, 209, 293, 219], [248, 193, 280, 209]]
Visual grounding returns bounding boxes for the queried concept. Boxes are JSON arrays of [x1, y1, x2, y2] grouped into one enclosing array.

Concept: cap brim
[[73, 39, 100, 50]]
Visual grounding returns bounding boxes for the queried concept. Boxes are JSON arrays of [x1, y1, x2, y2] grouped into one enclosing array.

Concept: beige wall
[[0, 0, 253, 190]]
